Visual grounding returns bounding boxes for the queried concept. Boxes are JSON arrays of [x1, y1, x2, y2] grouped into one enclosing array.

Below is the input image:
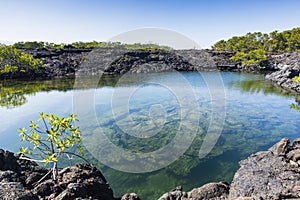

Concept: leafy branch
[[18, 112, 85, 181]]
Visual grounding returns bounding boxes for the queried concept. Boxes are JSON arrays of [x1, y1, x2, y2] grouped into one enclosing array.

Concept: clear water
[[0, 72, 299, 199]]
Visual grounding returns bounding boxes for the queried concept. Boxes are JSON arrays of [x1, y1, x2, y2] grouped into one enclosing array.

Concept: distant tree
[[212, 40, 227, 51], [212, 27, 300, 53], [212, 27, 300, 64]]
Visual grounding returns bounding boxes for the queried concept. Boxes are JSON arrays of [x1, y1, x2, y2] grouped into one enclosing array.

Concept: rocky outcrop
[[158, 138, 300, 200], [3, 47, 300, 93], [121, 193, 141, 200], [2, 47, 272, 80], [2, 138, 300, 199], [2, 47, 289, 80], [228, 137, 300, 199], [0, 149, 114, 200], [266, 52, 300, 92], [77, 48, 220, 75], [22, 48, 92, 77], [158, 183, 229, 200]]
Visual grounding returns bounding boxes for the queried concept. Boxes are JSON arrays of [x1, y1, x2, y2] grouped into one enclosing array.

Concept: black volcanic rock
[[2, 47, 290, 80], [158, 138, 300, 200], [266, 52, 300, 92], [3, 138, 300, 199], [0, 149, 114, 200], [229, 138, 300, 199], [158, 182, 229, 200]]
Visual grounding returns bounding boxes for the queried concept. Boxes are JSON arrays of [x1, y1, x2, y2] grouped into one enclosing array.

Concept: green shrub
[[212, 27, 300, 52], [0, 44, 42, 73], [230, 49, 267, 65], [19, 112, 85, 180]]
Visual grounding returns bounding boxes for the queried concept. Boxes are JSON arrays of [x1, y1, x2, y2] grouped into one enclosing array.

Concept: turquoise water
[[0, 72, 299, 199]]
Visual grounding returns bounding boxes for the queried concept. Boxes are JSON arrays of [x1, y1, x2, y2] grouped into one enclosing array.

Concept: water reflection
[[229, 74, 293, 96], [229, 74, 300, 113], [0, 78, 75, 108], [0, 72, 300, 199]]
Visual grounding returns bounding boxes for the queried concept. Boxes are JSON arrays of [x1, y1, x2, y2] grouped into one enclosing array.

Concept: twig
[[19, 156, 50, 163], [33, 169, 52, 187], [62, 151, 90, 163]]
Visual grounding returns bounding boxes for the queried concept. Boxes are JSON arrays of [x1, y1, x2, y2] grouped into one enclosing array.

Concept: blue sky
[[0, 0, 300, 48]]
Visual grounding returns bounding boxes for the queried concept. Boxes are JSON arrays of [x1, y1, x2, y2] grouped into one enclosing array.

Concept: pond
[[0, 72, 300, 199]]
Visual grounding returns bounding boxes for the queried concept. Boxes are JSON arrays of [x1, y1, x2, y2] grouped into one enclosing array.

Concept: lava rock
[[121, 193, 141, 200], [158, 183, 229, 200], [186, 182, 229, 200], [229, 138, 300, 199], [266, 52, 300, 92], [0, 149, 115, 200]]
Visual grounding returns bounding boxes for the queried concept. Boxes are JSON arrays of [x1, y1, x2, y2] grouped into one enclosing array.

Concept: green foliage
[[294, 76, 300, 83], [230, 49, 267, 65], [212, 40, 227, 51], [122, 43, 172, 51], [244, 49, 267, 65], [290, 103, 300, 113], [212, 27, 300, 65], [69, 41, 172, 51], [13, 41, 64, 49], [18, 112, 84, 180], [12, 40, 172, 51], [212, 27, 300, 53], [229, 52, 247, 64], [0, 44, 42, 73]]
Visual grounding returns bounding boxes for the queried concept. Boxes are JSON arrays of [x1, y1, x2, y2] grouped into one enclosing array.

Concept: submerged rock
[[159, 138, 300, 200], [2, 138, 300, 199]]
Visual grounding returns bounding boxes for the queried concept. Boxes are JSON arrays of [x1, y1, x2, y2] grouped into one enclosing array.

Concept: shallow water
[[0, 72, 299, 199]]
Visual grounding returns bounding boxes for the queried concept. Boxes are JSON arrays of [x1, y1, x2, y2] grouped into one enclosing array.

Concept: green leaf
[[18, 112, 85, 171], [18, 128, 26, 133]]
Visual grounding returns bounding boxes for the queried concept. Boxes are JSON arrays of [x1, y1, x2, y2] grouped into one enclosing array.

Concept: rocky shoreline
[[1, 47, 299, 92], [0, 47, 275, 77], [1, 138, 300, 199], [265, 52, 300, 92]]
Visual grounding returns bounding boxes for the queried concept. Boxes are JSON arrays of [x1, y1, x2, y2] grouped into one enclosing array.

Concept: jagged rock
[[229, 138, 300, 199], [186, 182, 229, 200], [266, 52, 300, 92], [292, 138, 300, 148], [0, 149, 114, 200], [0, 182, 38, 200], [268, 137, 290, 156], [2, 47, 271, 80], [158, 186, 186, 200], [4, 137, 300, 200], [158, 183, 229, 200], [121, 193, 141, 200]]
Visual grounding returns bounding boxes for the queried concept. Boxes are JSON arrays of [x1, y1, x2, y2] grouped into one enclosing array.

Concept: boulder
[[158, 183, 229, 200], [229, 138, 300, 199], [0, 149, 114, 200], [121, 193, 141, 200]]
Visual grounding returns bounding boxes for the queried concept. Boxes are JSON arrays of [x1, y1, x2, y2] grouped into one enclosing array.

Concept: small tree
[[18, 112, 86, 181]]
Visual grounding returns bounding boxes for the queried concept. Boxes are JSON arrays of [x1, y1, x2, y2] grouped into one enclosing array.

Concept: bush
[[230, 49, 267, 65], [0, 44, 42, 73], [19, 112, 85, 180]]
